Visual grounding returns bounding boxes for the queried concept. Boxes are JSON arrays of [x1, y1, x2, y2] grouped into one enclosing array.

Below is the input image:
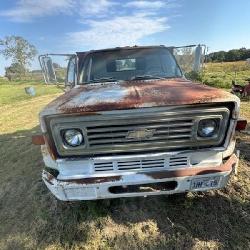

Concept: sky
[[0, 0, 250, 75]]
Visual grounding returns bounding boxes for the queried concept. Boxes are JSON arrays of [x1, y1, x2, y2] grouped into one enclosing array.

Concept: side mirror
[[38, 53, 76, 85], [172, 44, 206, 75], [193, 45, 203, 72], [65, 57, 76, 89], [39, 55, 57, 84]]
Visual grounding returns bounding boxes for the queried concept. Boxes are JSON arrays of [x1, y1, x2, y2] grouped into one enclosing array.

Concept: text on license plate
[[190, 176, 221, 190]]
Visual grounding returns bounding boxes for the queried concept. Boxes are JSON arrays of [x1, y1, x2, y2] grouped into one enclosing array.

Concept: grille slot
[[117, 158, 165, 170], [169, 156, 189, 168], [93, 162, 113, 171]]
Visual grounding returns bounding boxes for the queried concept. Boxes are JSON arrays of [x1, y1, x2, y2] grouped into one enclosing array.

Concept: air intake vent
[[94, 156, 189, 172], [169, 156, 189, 168], [117, 158, 165, 171], [93, 162, 113, 172]]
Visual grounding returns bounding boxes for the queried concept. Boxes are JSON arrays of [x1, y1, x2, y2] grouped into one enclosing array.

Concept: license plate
[[190, 176, 220, 190]]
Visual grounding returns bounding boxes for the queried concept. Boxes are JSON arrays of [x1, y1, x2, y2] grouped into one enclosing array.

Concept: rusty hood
[[40, 78, 239, 117]]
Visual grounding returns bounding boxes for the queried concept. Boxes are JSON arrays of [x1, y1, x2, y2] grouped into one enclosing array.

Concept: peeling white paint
[[67, 85, 129, 106]]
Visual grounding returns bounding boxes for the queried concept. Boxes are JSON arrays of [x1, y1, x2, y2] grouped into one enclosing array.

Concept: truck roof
[[76, 45, 170, 55]]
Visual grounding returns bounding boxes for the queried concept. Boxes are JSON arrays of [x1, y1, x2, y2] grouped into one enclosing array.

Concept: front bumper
[[42, 154, 238, 201]]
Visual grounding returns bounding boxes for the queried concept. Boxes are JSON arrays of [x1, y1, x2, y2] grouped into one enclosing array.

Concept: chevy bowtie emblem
[[126, 129, 155, 140]]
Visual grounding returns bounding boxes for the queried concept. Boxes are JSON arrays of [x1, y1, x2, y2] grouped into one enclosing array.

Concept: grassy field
[[0, 78, 249, 249], [203, 61, 250, 89]]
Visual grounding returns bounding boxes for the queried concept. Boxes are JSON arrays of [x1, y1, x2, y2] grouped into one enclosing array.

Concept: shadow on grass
[[0, 127, 249, 249]]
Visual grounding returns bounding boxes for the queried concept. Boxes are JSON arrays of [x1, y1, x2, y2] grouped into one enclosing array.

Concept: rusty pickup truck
[[34, 45, 244, 201]]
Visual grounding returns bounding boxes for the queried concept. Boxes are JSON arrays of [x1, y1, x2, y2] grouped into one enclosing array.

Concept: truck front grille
[[50, 106, 230, 157], [87, 117, 193, 147]]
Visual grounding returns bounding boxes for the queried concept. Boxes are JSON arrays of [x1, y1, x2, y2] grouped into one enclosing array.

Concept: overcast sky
[[0, 0, 250, 75]]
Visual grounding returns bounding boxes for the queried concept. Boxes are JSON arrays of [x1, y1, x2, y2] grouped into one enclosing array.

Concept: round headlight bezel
[[62, 129, 84, 147], [197, 118, 220, 138]]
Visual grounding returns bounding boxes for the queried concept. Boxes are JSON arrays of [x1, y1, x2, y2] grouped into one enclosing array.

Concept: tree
[[207, 48, 250, 62], [5, 63, 26, 81], [225, 49, 241, 61], [214, 51, 226, 62], [0, 36, 37, 75]]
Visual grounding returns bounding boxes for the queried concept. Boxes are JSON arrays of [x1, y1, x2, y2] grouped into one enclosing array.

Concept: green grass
[[0, 76, 43, 85], [0, 82, 62, 105], [203, 61, 250, 89], [0, 75, 249, 249]]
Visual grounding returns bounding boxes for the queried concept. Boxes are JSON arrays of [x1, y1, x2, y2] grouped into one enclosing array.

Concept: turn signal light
[[32, 135, 45, 145], [236, 119, 247, 131]]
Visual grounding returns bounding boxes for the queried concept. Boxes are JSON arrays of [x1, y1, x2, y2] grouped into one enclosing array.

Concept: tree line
[[206, 48, 250, 62], [0, 35, 37, 80]]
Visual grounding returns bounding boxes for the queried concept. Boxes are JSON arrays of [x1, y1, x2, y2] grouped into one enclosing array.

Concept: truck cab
[[35, 45, 240, 201]]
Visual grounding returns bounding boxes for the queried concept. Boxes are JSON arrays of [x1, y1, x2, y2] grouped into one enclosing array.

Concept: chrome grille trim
[[50, 106, 230, 157], [88, 127, 192, 139]]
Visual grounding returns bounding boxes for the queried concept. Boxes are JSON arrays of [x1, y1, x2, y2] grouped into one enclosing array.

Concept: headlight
[[63, 129, 83, 147], [197, 119, 219, 138]]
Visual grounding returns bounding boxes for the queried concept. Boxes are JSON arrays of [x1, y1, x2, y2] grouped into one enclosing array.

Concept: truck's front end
[[36, 46, 240, 201]]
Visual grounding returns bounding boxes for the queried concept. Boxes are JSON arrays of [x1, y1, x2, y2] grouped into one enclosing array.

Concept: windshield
[[79, 48, 182, 84]]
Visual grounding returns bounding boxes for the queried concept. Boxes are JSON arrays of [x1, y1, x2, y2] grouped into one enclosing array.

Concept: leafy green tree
[[225, 49, 241, 61], [5, 63, 26, 81], [208, 51, 226, 62], [0, 36, 37, 78], [207, 48, 250, 62]]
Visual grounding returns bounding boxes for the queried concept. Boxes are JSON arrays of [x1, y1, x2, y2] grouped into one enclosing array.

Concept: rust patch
[[32, 135, 45, 145], [41, 145, 49, 157], [40, 79, 239, 117], [43, 171, 55, 185], [145, 154, 237, 179], [44, 135, 57, 160], [61, 175, 122, 185]]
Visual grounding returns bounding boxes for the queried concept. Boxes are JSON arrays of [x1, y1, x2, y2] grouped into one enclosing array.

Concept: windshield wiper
[[89, 77, 117, 83], [130, 75, 166, 81]]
